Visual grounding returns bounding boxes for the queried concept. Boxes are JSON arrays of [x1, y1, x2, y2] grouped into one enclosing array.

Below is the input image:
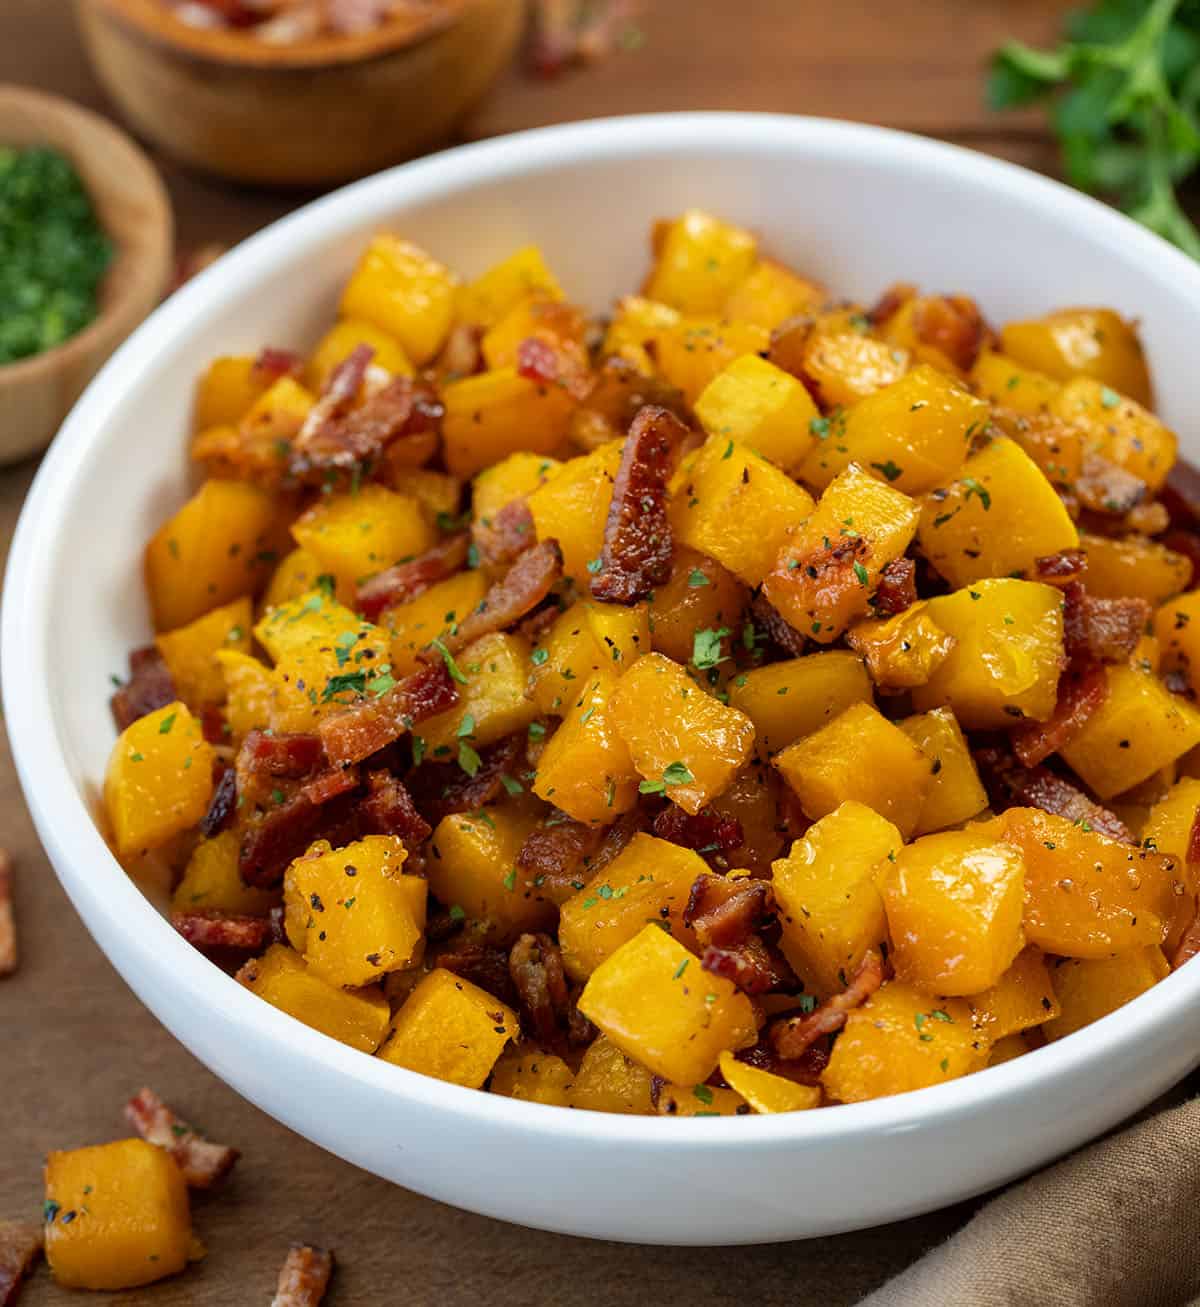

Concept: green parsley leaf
[[691, 626, 731, 671], [430, 637, 469, 685]]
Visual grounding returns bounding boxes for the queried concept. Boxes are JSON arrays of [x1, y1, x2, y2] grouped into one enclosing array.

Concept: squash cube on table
[[845, 603, 956, 692], [527, 441, 622, 585], [771, 801, 900, 998], [570, 1035, 655, 1114], [442, 366, 576, 480], [821, 982, 986, 1103], [647, 546, 747, 666], [457, 244, 564, 329], [237, 944, 389, 1053], [172, 829, 279, 917], [670, 435, 816, 588], [911, 578, 1064, 730], [44, 1139, 194, 1290], [154, 596, 252, 710], [1050, 377, 1175, 491], [969, 348, 1062, 416], [718, 1052, 822, 1114], [897, 708, 988, 835], [528, 600, 651, 715], [1084, 532, 1191, 604], [1043, 948, 1169, 1042], [489, 1047, 575, 1106], [694, 353, 820, 473], [882, 829, 1025, 996], [104, 703, 214, 859], [577, 924, 757, 1084], [414, 631, 537, 753], [728, 651, 871, 759], [339, 234, 457, 365], [282, 835, 424, 988], [762, 462, 920, 642], [723, 258, 826, 331], [1000, 308, 1152, 406], [383, 570, 488, 678], [307, 318, 412, 392], [798, 329, 909, 411], [610, 653, 755, 815], [773, 701, 931, 839], [378, 967, 517, 1088], [968, 946, 1060, 1042], [644, 210, 758, 315]]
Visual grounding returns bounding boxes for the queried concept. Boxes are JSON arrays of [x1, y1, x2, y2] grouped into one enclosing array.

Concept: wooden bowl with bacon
[[73, 0, 525, 186]]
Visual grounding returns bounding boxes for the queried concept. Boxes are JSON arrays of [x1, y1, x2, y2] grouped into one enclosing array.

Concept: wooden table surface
[[0, 3, 1102, 1303]]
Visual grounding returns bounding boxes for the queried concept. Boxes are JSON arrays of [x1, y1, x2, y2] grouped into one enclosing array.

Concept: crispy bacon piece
[[1035, 548, 1088, 582], [271, 1244, 334, 1307], [318, 662, 458, 767], [124, 1087, 240, 1189], [1074, 452, 1146, 517], [0, 849, 14, 978], [516, 336, 591, 401], [1188, 807, 1200, 867], [1062, 582, 1150, 664], [911, 294, 987, 372], [0, 1221, 42, 1306], [360, 770, 431, 846], [1171, 910, 1200, 970], [1012, 659, 1109, 768], [110, 646, 176, 731], [472, 498, 536, 570], [509, 932, 592, 1052], [703, 938, 795, 995], [652, 807, 743, 857], [867, 282, 916, 327], [590, 405, 688, 605], [770, 949, 886, 1060], [356, 533, 470, 622], [406, 735, 524, 825], [572, 356, 689, 451], [872, 557, 918, 616], [750, 593, 808, 657], [434, 939, 518, 1006], [251, 346, 304, 385], [517, 818, 605, 901], [238, 770, 361, 887], [734, 1035, 829, 1087], [239, 730, 324, 778], [434, 539, 563, 655], [684, 875, 772, 948], [293, 344, 373, 448], [172, 909, 273, 954]]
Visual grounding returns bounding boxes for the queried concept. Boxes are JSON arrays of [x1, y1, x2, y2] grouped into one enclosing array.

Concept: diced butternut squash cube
[[708, 760, 786, 875], [427, 805, 551, 940], [480, 295, 585, 373], [194, 354, 270, 429], [306, 317, 413, 392], [647, 546, 746, 665], [457, 245, 564, 329], [104, 703, 214, 858], [772, 801, 899, 997], [533, 675, 641, 824], [527, 441, 622, 585], [283, 836, 424, 988], [773, 701, 930, 839], [728, 651, 871, 758], [154, 597, 252, 709], [489, 1046, 574, 1106], [442, 367, 575, 480], [1001, 807, 1182, 958], [145, 479, 290, 631], [339, 234, 457, 365], [291, 484, 435, 593], [237, 375, 314, 448], [800, 364, 987, 494], [610, 653, 755, 815], [263, 546, 341, 610], [723, 259, 825, 331], [968, 946, 1059, 1041], [44, 1139, 193, 1290], [718, 1052, 822, 1113], [1059, 663, 1200, 799], [656, 1083, 748, 1116], [529, 601, 651, 714], [558, 832, 706, 980], [970, 348, 1061, 415], [821, 982, 985, 1103], [988, 1033, 1031, 1065], [694, 354, 820, 473], [172, 829, 278, 917], [1143, 776, 1200, 952], [1085, 532, 1191, 603], [216, 649, 274, 740], [415, 631, 537, 753], [578, 924, 757, 1084], [570, 1035, 655, 1114], [655, 318, 771, 406], [898, 708, 988, 835], [238, 944, 389, 1053], [383, 570, 488, 678], [762, 463, 920, 642], [800, 329, 909, 410], [1043, 948, 1168, 1041], [378, 968, 517, 1087], [645, 210, 758, 314], [671, 435, 816, 587], [1001, 308, 1151, 406], [395, 468, 461, 522], [846, 602, 956, 691], [1155, 590, 1200, 695], [602, 295, 681, 373], [472, 451, 561, 527], [1050, 377, 1175, 490], [882, 829, 1025, 996], [917, 436, 1078, 587], [911, 579, 1064, 729]]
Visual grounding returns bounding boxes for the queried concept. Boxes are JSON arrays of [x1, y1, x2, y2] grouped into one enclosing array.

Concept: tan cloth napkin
[[858, 1095, 1200, 1307]]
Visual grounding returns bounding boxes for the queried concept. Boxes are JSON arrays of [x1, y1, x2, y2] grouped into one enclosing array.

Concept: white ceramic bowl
[[6, 113, 1200, 1246]]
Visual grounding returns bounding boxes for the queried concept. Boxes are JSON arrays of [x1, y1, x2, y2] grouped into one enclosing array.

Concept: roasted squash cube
[[1050, 377, 1175, 490], [383, 570, 488, 678], [442, 366, 575, 480], [104, 703, 214, 858], [263, 546, 344, 610], [154, 596, 252, 710], [339, 234, 457, 365], [728, 651, 871, 758], [772, 801, 899, 997], [694, 354, 820, 472], [1143, 777, 1200, 951], [570, 1035, 655, 1114], [529, 600, 651, 714], [967, 946, 1060, 1041], [655, 318, 771, 405], [718, 1052, 822, 1113], [172, 829, 278, 917], [773, 701, 931, 839], [306, 317, 413, 392], [578, 924, 757, 1084], [236, 375, 314, 448], [480, 295, 585, 373], [1154, 590, 1200, 695], [527, 440, 622, 585], [1085, 532, 1191, 604], [610, 653, 755, 815], [238, 944, 389, 1053], [969, 348, 1061, 415], [490, 1046, 574, 1106], [882, 829, 1025, 996], [646, 546, 746, 665], [472, 450, 561, 528], [801, 328, 909, 411], [655, 1083, 748, 1116], [415, 632, 537, 753], [44, 1140, 193, 1290], [378, 968, 517, 1088], [602, 295, 681, 374], [291, 484, 435, 593], [723, 258, 825, 331], [670, 435, 816, 587], [216, 650, 274, 740], [645, 210, 758, 314], [845, 603, 956, 691], [457, 244, 564, 328], [194, 354, 271, 429], [1001, 308, 1151, 406], [898, 708, 988, 835], [911, 579, 1064, 729], [1043, 948, 1168, 1042]]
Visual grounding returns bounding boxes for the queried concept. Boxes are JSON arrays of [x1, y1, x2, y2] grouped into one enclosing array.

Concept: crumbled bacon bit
[[472, 498, 536, 570], [517, 817, 605, 902], [1012, 659, 1109, 768], [239, 787, 358, 887], [590, 405, 688, 605], [301, 765, 360, 806], [652, 806, 743, 858], [271, 1244, 334, 1307], [318, 662, 458, 767], [356, 533, 470, 622], [240, 730, 325, 779], [528, 0, 643, 78], [172, 909, 274, 954], [750, 593, 808, 658], [516, 336, 591, 401], [251, 346, 305, 386], [407, 735, 524, 825], [769, 949, 885, 1060], [509, 932, 591, 1053], [360, 770, 431, 846], [684, 874, 772, 948], [434, 938, 518, 1006], [975, 745, 1134, 844], [0, 1221, 42, 1305], [124, 1087, 240, 1189], [1061, 582, 1150, 664], [433, 539, 563, 655], [1034, 548, 1088, 582], [200, 767, 238, 839], [293, 344, 374, 449], [0, 850, 15, 978], [702, 937, 795, 996], [871, 557, 918, 616], [110, 646, 176, 732], [1188, 807, 1200, 867], [867, 282, 916, 326], [1075, 453, 1146, 517], [735, 1035, 829, 1086]]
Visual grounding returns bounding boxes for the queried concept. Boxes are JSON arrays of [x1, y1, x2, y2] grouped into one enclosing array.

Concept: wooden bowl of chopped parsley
[[0, 85, 172, 463]]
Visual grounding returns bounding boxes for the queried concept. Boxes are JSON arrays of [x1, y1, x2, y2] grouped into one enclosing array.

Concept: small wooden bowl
[[0, 86, 173, 465], [74, 0, 526, 187]]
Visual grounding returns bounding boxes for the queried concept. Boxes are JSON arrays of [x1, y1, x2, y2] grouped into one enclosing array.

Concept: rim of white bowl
[[7, 111, 1200, 1151]]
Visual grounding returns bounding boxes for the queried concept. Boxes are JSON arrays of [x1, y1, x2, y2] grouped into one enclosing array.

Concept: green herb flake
[[430, 637, 469, 685], [693, 1083, 714, 1105], [871, 459, 903, 482], [458, 741, 482, 777], [158, 711, 177, 734], [687, 567, 710, 588]]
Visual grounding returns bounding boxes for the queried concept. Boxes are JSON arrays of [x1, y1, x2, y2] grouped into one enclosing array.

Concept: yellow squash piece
[[383, 570, 488, 679], [415, 631, 537, 753], [527, 441, 622, 585], [172, 829, 278, 917], [1044, 948, 1169, 1041], [154, 596, 252, 709], [528, 600, 651, 715], [490, 1046, 574, 1106], [472, 451, 561, 528], [457, 244, 565, 328], [723, 258, 825, 330], [1050, 377, 1175, 490], [970, 349, 1061, 416], [800, 328, 909, 411], [968, 947, 1060, 1041], [339, 234, 457, 365], [570, 1035, 655, 1114], [656, 1083, 748, 1117], [1000, 308, 1151, 406], [1085, 532, 1191, 604], [263, 546, 342, 610], [306, 317, 413, 392], [655, 318, 771, 405], [693, 353, 821, 472], [898, 708, 989, 835], [1155, 590, 1200, 695], [647, 546, 747, 665], [645, 210, 758, 314], [718, 1052, 822, 1114], [442, 366, 576, 480], [728, 651, 872, 758], [846, 603, 955, 692], [216, 649, 275, 741], [1143, 776, 1200, 952], [194, 354, 271, 429]]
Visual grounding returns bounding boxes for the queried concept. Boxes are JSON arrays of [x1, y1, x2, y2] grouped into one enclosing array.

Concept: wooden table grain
[[0, 3, 1088, 1302]]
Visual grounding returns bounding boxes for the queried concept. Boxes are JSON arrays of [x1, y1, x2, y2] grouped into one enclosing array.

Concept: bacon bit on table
[[769, 949, 886, 1060], [359, 770, 430, 846], [975, 745, 1134, 844], [270, 1244, 334, 1307], [110, 646, 176, 732], [652, 806, 743, 858], [472, 498, 536, 570], [432, 538, 562, 655], [172, 909, 274, 955], [0, 850, 15, 978], [1012, 659, 1109, 767], [318, 661, 458, 767], [1061, 582, 1150, 664], [0, 1221, 42, 1306], [590, 405, 688, 605], [871, 557, 919, 616], [356, 533, 470, 622], [528, 0, 644, 78], [124, 1087, 240, 1189]]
